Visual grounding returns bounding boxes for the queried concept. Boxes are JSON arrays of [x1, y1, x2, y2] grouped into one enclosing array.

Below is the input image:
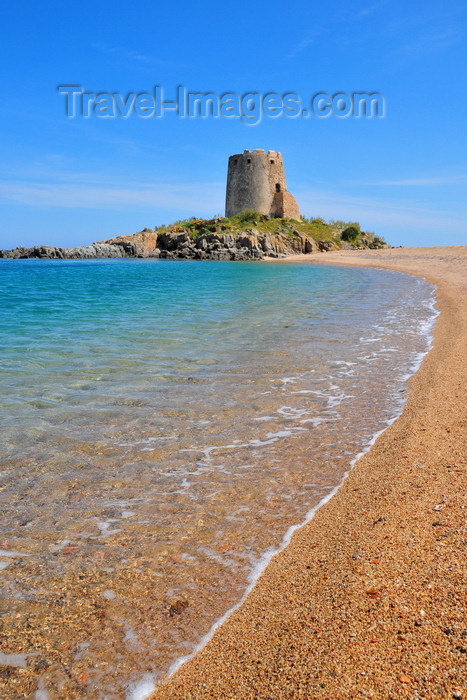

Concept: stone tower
[[225, 149, 300, 220]]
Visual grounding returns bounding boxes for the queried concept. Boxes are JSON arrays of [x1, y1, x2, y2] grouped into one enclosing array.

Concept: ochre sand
[[152, 247, 466, 699]]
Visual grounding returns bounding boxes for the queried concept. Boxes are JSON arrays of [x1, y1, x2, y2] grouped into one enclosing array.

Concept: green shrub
[[230, 210, 262, 225], [369, 235, 386, 249], [172, 217, 198, 229], [341, 226, 360, 242], [328, 219, 346, 228], [301, 215, 327, 225]]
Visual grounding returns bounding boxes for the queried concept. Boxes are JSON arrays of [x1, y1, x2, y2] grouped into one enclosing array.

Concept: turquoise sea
[[0, 259, 436, 699]]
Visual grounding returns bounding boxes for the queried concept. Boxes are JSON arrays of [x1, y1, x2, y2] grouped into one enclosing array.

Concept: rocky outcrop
[[102, 231, 160, 257], [317, 240, 340, 252], [0, 229, 326, 261], [0, 243, 127, 260]]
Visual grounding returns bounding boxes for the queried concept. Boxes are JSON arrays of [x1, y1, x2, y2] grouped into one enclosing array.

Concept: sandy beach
[[151, 247, 466, 699]]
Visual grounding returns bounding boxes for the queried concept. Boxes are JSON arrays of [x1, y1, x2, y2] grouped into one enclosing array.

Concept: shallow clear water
[[0, 259, 436, 699]]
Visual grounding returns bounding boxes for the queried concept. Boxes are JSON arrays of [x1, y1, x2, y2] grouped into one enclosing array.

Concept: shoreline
[[151, 246, 466, 699]]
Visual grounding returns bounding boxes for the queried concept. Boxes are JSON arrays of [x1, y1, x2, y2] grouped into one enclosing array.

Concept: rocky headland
[[0, 214, 387, 261]]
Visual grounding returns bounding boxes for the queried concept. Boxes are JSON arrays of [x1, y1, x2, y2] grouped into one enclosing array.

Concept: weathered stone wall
[[225, 150, 279, 217], [270, 191, 301, 220], [225, 149, 300, 219]]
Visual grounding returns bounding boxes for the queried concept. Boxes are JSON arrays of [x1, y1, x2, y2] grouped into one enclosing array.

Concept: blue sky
[[1, 0, 466, 249]]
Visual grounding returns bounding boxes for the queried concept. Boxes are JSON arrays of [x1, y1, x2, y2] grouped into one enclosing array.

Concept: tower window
[[270, 159, 275, 164], [275, 183, 281, 192], [233, 159, 237, 164], [247, 158, 251, 164]]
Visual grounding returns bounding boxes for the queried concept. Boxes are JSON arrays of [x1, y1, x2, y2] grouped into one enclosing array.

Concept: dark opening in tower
[[275, 183, 281, 192]]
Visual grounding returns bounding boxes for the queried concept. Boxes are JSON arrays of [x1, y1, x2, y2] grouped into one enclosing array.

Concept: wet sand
[[152, 247, 466, 699]]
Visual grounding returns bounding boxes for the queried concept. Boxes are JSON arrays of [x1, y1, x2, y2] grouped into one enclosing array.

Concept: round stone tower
[[225, 149, 300, 220]]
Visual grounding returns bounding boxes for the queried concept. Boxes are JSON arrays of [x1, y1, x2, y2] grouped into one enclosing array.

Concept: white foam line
[[279, 376, 298, 384], [35, 677, 49, 699], [130, 284, 440, 700], [182, 429, 303, 463], [300, 416, 327, 427], [133, 419, 388, 700], [0, 651, 39, 668], [0, 550, 32, 557], [277, 406, 309, 419], [126, 674, 156, 700]]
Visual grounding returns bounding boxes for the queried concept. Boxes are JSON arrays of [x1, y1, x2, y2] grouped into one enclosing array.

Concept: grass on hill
[[149, 211, 387, 249]]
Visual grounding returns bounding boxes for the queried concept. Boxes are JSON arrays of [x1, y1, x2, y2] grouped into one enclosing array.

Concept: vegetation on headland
[[151, 211, 387, 250], [0, 212, 387, 260]]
